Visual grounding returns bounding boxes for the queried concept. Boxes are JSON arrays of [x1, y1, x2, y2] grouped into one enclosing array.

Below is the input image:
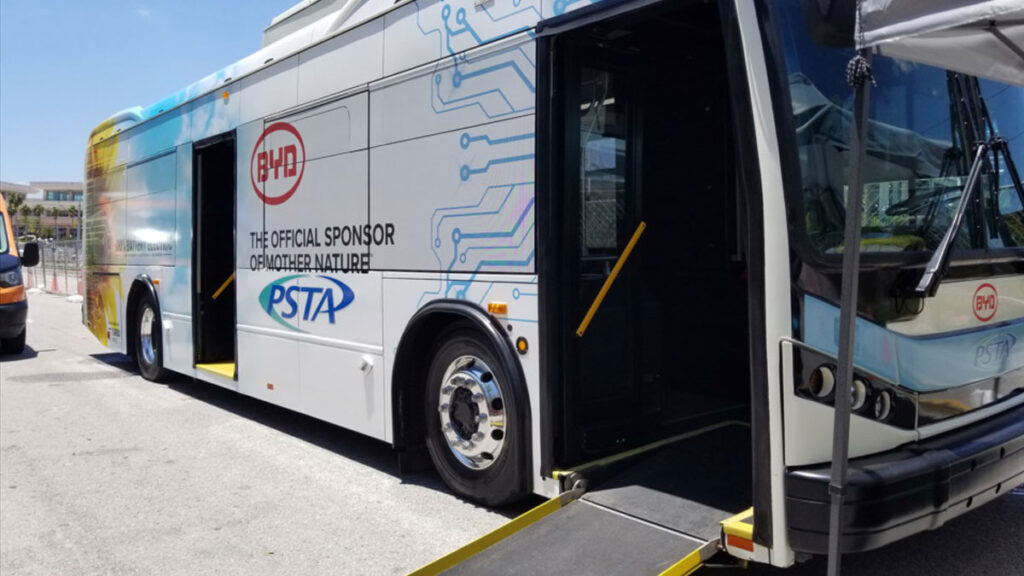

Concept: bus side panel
[[297, 311, 387, 440], [369, 114, 535, 273], [238, 55, 299, 127], [84, 146, 128, 352], [234, 88, 389, 439], [160, 144, 194, 375], [382, 0, 544, 78], [297, 17, 383, 104], [190, 84, 240, 144], [371, 32, 536, 148], [239, 332, 300, 407], [374, 6, 542, 474], [119, 107, 191, 167], [123, 151, 176, 269]]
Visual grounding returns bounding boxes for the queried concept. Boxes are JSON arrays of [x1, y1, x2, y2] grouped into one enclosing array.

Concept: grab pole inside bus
[[826, 49, 873, 576]]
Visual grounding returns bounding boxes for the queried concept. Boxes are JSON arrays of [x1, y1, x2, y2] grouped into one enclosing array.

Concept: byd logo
[[251, 122, 306, 205], [973, 283, 998, 322], [258, 274, 354, 332]]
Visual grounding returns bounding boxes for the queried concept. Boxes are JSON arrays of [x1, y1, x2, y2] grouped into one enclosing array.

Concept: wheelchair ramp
[[412, 422, 751, 576]]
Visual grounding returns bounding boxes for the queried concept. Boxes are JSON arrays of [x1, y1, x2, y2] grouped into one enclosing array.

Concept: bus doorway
[[542, 0, 752, 494], [192, 133, 237, 376]]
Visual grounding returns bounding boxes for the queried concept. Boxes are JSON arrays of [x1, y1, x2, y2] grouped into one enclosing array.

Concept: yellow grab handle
[[212, 272, 235, 301], [576, 221, 646, 338]]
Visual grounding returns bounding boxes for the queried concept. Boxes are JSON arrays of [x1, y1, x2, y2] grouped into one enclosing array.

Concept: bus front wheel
[[424, 328, 527, 506], [134, 293, 168, 382], [1, 328, 26, 355]]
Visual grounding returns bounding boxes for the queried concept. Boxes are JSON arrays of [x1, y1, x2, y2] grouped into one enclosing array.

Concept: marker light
[[487, 302, 508, 316], [874, 390, 893, 421], [516, 337, 528, 355], [851, 378, 868, 411], [809, 365, 835, 398]]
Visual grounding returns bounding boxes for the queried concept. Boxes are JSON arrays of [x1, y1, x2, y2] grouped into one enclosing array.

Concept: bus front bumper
[[784, 401, 1024, 554]]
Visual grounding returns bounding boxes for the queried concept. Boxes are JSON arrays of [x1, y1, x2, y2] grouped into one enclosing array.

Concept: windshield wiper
[[915, 142, 987, 297], [915, 136, 1023, 297], [916, 73, 1024, 298]]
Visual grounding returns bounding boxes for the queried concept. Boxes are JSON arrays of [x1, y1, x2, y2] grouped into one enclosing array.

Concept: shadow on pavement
[[90, 352, 138, 372], [89, 351, 540, 519]]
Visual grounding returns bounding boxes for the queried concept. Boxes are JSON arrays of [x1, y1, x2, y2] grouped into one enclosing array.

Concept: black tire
[[1, 328, 26, 355], [134, 293, 168, 382], [424, 327, 528, 506]]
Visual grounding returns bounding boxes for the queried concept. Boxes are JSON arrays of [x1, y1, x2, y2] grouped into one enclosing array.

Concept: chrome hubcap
[[438, 355, 506, 470], [140, 306, 156, 365]]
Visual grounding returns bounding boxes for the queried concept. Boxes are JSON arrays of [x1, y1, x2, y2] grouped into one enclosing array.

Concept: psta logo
[[974, 333, 1016, 368], [251, 122, 306, 205], [973, 283, 998, 322], [259, 274, 354, 332]]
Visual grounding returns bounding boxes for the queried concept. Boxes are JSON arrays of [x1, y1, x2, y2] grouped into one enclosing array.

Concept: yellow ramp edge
[[658, 540, 720, 576], [408, 488, 584, 576], [196, 363, 236, 379], [721, 507, 755, 541]]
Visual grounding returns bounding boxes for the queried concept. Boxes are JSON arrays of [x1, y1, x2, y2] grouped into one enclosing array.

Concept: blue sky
[[0, 1, 285, 183]]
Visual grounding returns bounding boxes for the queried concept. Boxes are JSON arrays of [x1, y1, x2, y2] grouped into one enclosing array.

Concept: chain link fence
[[23, 239, 84, 296]]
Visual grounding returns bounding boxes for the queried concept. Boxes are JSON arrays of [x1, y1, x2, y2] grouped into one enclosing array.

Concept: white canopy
[[857, 0, 1024, 86]]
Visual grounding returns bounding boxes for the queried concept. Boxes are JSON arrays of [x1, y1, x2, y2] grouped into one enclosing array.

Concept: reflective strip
[[408, 488, 584, 576], [727, 534, 755, 552]]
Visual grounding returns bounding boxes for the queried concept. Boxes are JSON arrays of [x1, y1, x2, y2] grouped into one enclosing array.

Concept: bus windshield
[[773, 0, 1024, 256]]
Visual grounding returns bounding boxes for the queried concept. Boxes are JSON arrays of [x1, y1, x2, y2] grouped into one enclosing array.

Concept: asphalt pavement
[[2, 292, 1022, 575]]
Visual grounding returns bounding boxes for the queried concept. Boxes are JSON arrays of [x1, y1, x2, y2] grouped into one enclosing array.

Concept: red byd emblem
[[251, 122, 306, 205], [973, 283, 998, 322]]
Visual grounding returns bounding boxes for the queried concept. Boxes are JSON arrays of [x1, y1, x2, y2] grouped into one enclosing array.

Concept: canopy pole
[[826, 48, 873, 576]]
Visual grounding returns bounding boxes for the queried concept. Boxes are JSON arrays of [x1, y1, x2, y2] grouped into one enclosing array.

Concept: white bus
[[85, 0, 1024, 571]]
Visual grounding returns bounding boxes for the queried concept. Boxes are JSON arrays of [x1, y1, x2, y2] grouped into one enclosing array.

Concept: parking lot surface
[[2, 293, 1022, 575]]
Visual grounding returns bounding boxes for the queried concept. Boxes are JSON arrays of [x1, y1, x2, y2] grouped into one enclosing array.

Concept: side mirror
[[20, 242, 39, 267]]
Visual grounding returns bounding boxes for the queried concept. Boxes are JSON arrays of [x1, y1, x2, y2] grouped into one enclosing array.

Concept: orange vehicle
[[0, 194, 39, 354]]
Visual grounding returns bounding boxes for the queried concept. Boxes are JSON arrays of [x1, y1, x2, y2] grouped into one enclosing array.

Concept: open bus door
[[413, 0, 768, 573], [192, 132, 237, 380]]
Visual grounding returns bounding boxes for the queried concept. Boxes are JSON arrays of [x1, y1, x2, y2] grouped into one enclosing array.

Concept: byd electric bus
[[85, 0, 1024, 570]]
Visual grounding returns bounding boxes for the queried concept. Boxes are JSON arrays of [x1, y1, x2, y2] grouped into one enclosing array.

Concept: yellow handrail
[[576, 221, 646, 338], [212, 272, 235, 301]]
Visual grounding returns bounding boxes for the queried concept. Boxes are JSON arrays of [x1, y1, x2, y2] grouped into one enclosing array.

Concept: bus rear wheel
[[134, 293, 168, 382], [424, 328, 527, 506]]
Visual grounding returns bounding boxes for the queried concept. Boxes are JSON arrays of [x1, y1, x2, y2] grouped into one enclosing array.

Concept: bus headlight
[[793, 345, 916, 429], [809, 365, 835, 398], [0, 268, 22, 288], [874, 390, 893, 421], [851, 378, 869, 411]]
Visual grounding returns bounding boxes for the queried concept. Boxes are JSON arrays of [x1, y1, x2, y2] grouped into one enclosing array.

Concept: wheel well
[[125, 277, 157, 358], [392, 312, 471, 452], [391, 301, 530, 458]]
